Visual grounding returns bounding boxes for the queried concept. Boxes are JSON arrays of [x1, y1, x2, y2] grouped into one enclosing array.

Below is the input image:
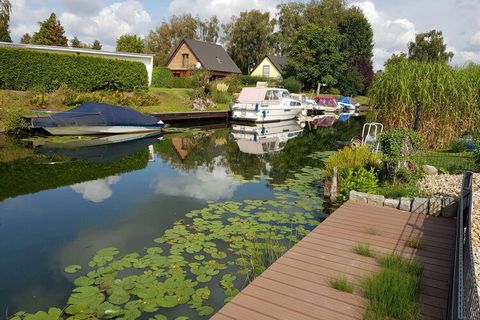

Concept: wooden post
[[316, 83, 321, 95], [331, 167, 338, 203]]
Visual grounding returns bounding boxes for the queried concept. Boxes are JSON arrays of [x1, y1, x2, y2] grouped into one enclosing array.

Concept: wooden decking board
[[212, 201, 455, 320]]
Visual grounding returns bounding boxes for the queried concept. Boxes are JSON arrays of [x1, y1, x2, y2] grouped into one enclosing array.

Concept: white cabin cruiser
[[231, 120, 303, 154], [231, 88, 304, 122]]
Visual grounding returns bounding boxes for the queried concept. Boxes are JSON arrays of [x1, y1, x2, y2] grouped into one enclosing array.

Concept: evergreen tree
[[20, 33, 32, 44], [91, 40, 102, 50], [0, 0, 12, 42], [70, 36, 82, 48], [32, 13, 68, 46]]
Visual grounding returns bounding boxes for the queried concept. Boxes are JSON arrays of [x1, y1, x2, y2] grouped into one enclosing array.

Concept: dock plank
[[212, 200, 455, 320]]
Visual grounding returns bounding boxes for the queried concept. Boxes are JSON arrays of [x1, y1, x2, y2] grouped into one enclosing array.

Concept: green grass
[[330, 276, 354, 293], [377, 182, 419, 199], [364, 254, 424, 320], [407, 234, 423, 249], [420, 150, 476, 173], [355, 243, 374, 257]]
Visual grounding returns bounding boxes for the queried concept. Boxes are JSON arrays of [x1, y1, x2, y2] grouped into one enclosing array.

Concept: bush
[[379, 128, 424, 162], [340, 167, 378, 202], [239, 75, 270, 86], [474, 140, 480, 170], [0, 47, 148, 92], [29, 93, 49, 107], [171, 77, 189, 88], [325, 145, 381, 177], [151, 67, 173, 88], [2, 108, 30, 133], [213, 91, 232, 104], [282, 77, 303, 93], [449, 138, 469, 153]]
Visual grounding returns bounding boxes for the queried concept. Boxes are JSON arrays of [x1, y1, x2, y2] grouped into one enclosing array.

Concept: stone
[[411, 197, 429, 215], [399, 197, 412, 212], [384, 198, 400, 209], [442, 196, 458, 218], [367, 194, 385, 206], [349, 190, 368, 203], [422, 165, 438, 175], [429, 197, 442, 216]]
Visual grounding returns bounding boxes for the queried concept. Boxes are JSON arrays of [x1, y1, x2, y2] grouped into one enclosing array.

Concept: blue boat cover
[[32, 102, 161, 128], [336, 96, 357, 105]]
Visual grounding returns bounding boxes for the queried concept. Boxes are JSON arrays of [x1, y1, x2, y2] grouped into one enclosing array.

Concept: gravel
[[419, 173, 480, 295]]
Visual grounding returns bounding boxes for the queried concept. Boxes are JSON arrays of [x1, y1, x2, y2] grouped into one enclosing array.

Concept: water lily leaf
[[196, 274, 212, 283], [123, 308, 141, 320], [95, 247, 119, 257], [211, 251, 227, 259], [174, 317, 189, 320], [108, 289, 130, 305], [156, 295, 178, 308], [97, 302, 122, 319], [141, 303, 159, 313], [74, 276, 94, 287], [149, 316, 167, 320], [194, 255, 204, 261], [64, 265, 82, 273], [197, 306, 214, 316]]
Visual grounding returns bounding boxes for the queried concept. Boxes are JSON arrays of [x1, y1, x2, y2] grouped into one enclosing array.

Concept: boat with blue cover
[[32, 102, 164, 135]]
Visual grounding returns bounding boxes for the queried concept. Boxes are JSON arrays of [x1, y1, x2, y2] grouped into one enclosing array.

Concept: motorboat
[[231, 120, 303, 154], [32, 102, 164, 136], [231, 87, 304, 122], [314, 96, 342, 113], [336, 96, 359, 112], [311, 115, 338, 128]]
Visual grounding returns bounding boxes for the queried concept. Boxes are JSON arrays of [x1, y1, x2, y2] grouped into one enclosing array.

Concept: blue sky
[[9, 0, 480, 69]]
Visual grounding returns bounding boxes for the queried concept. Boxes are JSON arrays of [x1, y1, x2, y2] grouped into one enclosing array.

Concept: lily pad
[[64, 265, 82, 273]]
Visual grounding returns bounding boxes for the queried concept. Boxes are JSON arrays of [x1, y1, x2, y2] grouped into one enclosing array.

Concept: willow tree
[[0, 0, 12, 42]]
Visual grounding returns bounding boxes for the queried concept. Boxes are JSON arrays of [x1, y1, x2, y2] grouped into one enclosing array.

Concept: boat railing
[[447, 171, 480, 319]]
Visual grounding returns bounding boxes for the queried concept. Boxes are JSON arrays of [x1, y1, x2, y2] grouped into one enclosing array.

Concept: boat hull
[[44, 125, 163, 136], [231, 107, 303, 122]]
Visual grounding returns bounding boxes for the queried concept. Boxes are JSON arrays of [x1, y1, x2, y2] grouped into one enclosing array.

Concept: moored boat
[[314, 96, 342, 113], [32, 102, 164, 135], [231, 87, 304, 122]]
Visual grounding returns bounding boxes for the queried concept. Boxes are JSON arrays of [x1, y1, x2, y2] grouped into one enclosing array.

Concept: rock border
[[349, 190, 458, 217]]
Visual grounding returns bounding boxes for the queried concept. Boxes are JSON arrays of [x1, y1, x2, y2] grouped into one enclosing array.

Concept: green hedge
[[151, 66, 173, 88], [239, 75, 270, 86], [0, 47, 148, 92]]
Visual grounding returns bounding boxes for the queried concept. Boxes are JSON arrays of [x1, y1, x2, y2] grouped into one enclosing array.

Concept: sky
[[8, 0, 480, 69]]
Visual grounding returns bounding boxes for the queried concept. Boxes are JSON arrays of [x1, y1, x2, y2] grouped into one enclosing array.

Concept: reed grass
[[369, 61, 480, 148], [330, 275, 354, 293], [407, 234, 423, 249], [355, 243, 375, 257]]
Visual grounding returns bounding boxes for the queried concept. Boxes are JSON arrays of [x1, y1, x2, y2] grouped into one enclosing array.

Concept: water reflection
[[70, 176, 121, 203]]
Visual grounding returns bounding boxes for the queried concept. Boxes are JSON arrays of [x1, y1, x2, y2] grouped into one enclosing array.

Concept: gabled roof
[[266, 55, 288, 73], [168, 39, 241, 74]]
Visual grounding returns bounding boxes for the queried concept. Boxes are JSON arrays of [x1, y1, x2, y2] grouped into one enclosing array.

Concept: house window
[[262, 65, 270, 77], [182, 54, 189, 68]]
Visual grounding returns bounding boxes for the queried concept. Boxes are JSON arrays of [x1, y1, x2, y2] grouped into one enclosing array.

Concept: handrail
[[447, 172, 480, 319]]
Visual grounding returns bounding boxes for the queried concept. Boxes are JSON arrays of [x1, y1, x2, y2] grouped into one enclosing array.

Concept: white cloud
[[471, 31, 480, 47], [9, 0, 51, 40], [167, 0, 278, 22], [351, 0, 416, 70], [71, 176, 121, 203], [155, 159, 240, 201]]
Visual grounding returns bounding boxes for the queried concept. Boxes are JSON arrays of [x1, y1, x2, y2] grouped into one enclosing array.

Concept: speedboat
[[231, 120, 303, 154], [314, 96, 342, 113], [231, 87, 304, 122], [336, 96, 359, 112], [32, 102, 164, 135]]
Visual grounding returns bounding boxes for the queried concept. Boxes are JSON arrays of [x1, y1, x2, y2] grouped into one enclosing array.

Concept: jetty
[[212, 200, 456, 320]]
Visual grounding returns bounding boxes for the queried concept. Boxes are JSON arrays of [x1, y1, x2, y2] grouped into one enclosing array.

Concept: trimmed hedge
[[239, 75, 270, 86], [151, 66, 173, 88], [0, 47, 148, 92]]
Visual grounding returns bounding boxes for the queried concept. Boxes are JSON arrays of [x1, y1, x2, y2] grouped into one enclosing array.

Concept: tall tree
[[223, 10, 275, 74], [31, 13, 68, 46], [116, 34, 145, 53], [274, 2, 306, 54], [0, 0, 12, 42], [384, 52, 407, 67], [20, 33, 31, 44], [70, 36, 82, 48], [285, 24, 346, 89], [197, 16, 219, 43], [91, 40, 102, 50], [146, 14, 198, 65], [408, 30, 454, 63]]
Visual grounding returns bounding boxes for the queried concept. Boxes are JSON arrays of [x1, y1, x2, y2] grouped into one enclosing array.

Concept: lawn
[[420, 150, 476, 173]]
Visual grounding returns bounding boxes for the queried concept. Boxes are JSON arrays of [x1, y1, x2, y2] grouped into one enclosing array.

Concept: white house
[[0, 42, 154, 85]]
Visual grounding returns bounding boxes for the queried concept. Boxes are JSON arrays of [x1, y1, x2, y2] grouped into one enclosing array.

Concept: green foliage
[[70, 36, 82, 48], [340, 167, 378, 201], [474, 141, 480, 171], [355, 243, 374, 257], [223, 10, 275, 74], [152, 67, 174, 88], [337, 65, 365, 96], [420, 150, 476, 174], [2, 108, 29, 133], [408, 29, 453, 63], [91, 40, 102, 50], [0, 47, 148, 92], [330, 276, 354, 293], [370, 60, 480, 148], [212, 91, 231, 104], [29, 93, 49, 106], [20, 33, 31, 44], [364, 254, 423, 320], [31, 13, 68, 46], [239, 75, 270, 86], [325, 145, 381, 177], [116, 34, 145, 53], [379, 128, 423, 162], [449, 138, 469, 153], [0, 24, 11, 42], [407, 234, 423, 249], [377, 182, 418, 198], [285, 24, 346, 89], [282, 77, 302, 93]]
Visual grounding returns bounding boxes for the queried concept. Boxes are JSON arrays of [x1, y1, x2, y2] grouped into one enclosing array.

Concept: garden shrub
[[239, 75, 270, 86], [151, 67, 173, 88], [282, 77, 303, 93], [2, 108, 30, 133], [29, 93, 49, 107], [171, 77, 189, 88], [449, 138, 469, 153], [325, 145, 381, 177], [379, 128, 424, 162], [339, 167, 378, 202], [213, 91, 232, 104], [0, 47, 148, 92]]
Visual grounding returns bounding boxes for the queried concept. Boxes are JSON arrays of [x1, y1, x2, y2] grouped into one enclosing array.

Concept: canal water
[[0, 116, 363, 319]]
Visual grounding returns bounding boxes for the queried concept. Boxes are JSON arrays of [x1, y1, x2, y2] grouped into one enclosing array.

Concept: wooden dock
[[150, 110, 230, 122], [212, 201, 455, 320]]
